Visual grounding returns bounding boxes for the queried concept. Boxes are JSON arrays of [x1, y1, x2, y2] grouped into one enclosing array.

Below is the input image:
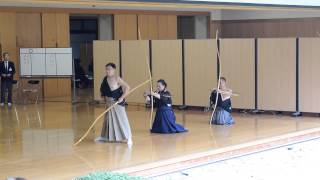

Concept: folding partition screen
[[220, 38, 255, 109], [258, 38, 296, 111], [121, 40, 150, 104], [152, 40, 183, 105], [299, 38, 320, 113], [184, 39, 217, 107], [93, 38, 312, 113]]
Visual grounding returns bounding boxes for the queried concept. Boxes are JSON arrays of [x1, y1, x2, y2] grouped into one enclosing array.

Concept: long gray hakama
[[100, 97, 132, 142], [211, 107, 235, 125]]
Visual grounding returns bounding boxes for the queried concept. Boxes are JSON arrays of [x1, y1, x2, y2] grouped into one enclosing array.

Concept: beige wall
[[258, 38, 296, 111], [220, 38, 255, 109], [299, 38, 320, 113], [121, 40, 150, 104], [152, 40, 183, 105], [185, 39, 217, 107]]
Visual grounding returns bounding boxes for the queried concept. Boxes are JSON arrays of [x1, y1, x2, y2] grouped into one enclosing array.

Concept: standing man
[[0, 52, 15, 107]]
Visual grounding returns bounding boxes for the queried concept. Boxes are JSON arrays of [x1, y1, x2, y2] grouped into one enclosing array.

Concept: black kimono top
[[152, 90, 172, 108], [100, 76, 125, 105], [210, 90, 232, 113]]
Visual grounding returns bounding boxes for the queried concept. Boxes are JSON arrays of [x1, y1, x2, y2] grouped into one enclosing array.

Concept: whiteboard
[[20, 48, 72, 76]]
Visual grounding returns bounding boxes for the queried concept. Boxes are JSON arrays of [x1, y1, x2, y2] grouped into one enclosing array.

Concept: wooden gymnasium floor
[[1, 102, 320, 180]]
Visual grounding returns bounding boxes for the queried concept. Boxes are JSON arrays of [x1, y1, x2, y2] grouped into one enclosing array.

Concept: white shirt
[[4, 61, 8, 71]]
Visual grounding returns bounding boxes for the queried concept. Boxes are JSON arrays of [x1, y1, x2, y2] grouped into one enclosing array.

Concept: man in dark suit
[[0, 52, 15, 107]]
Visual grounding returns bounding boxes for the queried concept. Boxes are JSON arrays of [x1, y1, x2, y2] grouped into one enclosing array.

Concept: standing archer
[[95, 63, 133, 146]]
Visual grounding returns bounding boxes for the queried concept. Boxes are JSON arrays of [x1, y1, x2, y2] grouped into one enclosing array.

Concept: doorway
[[70, 15, 98, 102]]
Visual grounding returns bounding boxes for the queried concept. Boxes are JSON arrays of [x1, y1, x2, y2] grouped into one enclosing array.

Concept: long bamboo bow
[[210, 30, 221, 124], [138, 27, 154, 129], [73, 78, 152, 146]]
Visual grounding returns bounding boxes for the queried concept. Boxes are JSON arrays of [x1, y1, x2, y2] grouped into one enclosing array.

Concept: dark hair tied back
[[105, 62, 116, 69], [157, 79, 167, 88]]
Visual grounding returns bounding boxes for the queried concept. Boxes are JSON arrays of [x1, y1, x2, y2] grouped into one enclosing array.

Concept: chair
[[22, 80, 40, 104]]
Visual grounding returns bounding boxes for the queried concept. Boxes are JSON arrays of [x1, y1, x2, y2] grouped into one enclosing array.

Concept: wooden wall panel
[[55, 13, 71, 98], [217, 18, 320, 38], [0, 12, 17, 92], [42, 13, 57, 47], [185, 39, 217, 106], [209, 21, 222, 38], [42, 13, 71, 99], [138, 15, 158, 40], [138, 15, 148, 39], [148, 15, 159, 39], [258, 38, 296, 111], [167, 15, 178, 39], [158, 15, 177, 39], [114, 14, 137, 40], [125, 15, 138, 40], [42, 13, 70, 47], [0, 13, 17, 73], [299, 38, 320, 113], [158, 15, 168, 39], [43, 79, 58, 97], [43, 78, 71, 99], [114, 14, 177, 40], [122, 40, 149, 104], [56, 13, 70, 47], [114, 15, 125, 40], [152, 40, 183, 105], [220, 38, 255, 109], [57, 78, 71, 97], [16, 13, 43, 98], [16, 13, 42, 48], [93, 40, 120, 101]]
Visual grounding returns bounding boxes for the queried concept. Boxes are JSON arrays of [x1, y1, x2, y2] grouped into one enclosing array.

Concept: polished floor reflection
[[1, 102, 320, 180]]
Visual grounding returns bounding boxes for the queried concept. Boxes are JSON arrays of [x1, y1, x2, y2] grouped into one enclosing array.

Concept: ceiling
[[0, 0, 319, 12]]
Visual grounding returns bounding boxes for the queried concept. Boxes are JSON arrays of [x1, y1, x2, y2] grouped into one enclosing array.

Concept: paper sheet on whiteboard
[[46, 54, 57, 75], [20, 53, 32, 76]]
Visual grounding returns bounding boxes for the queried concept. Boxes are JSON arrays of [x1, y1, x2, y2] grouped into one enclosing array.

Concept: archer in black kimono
[[145, 79, 187, 134], [210, 77, 235, 125]]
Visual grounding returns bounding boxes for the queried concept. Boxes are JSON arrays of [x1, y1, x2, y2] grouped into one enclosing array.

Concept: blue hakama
[[150, 90, 187, 134]]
